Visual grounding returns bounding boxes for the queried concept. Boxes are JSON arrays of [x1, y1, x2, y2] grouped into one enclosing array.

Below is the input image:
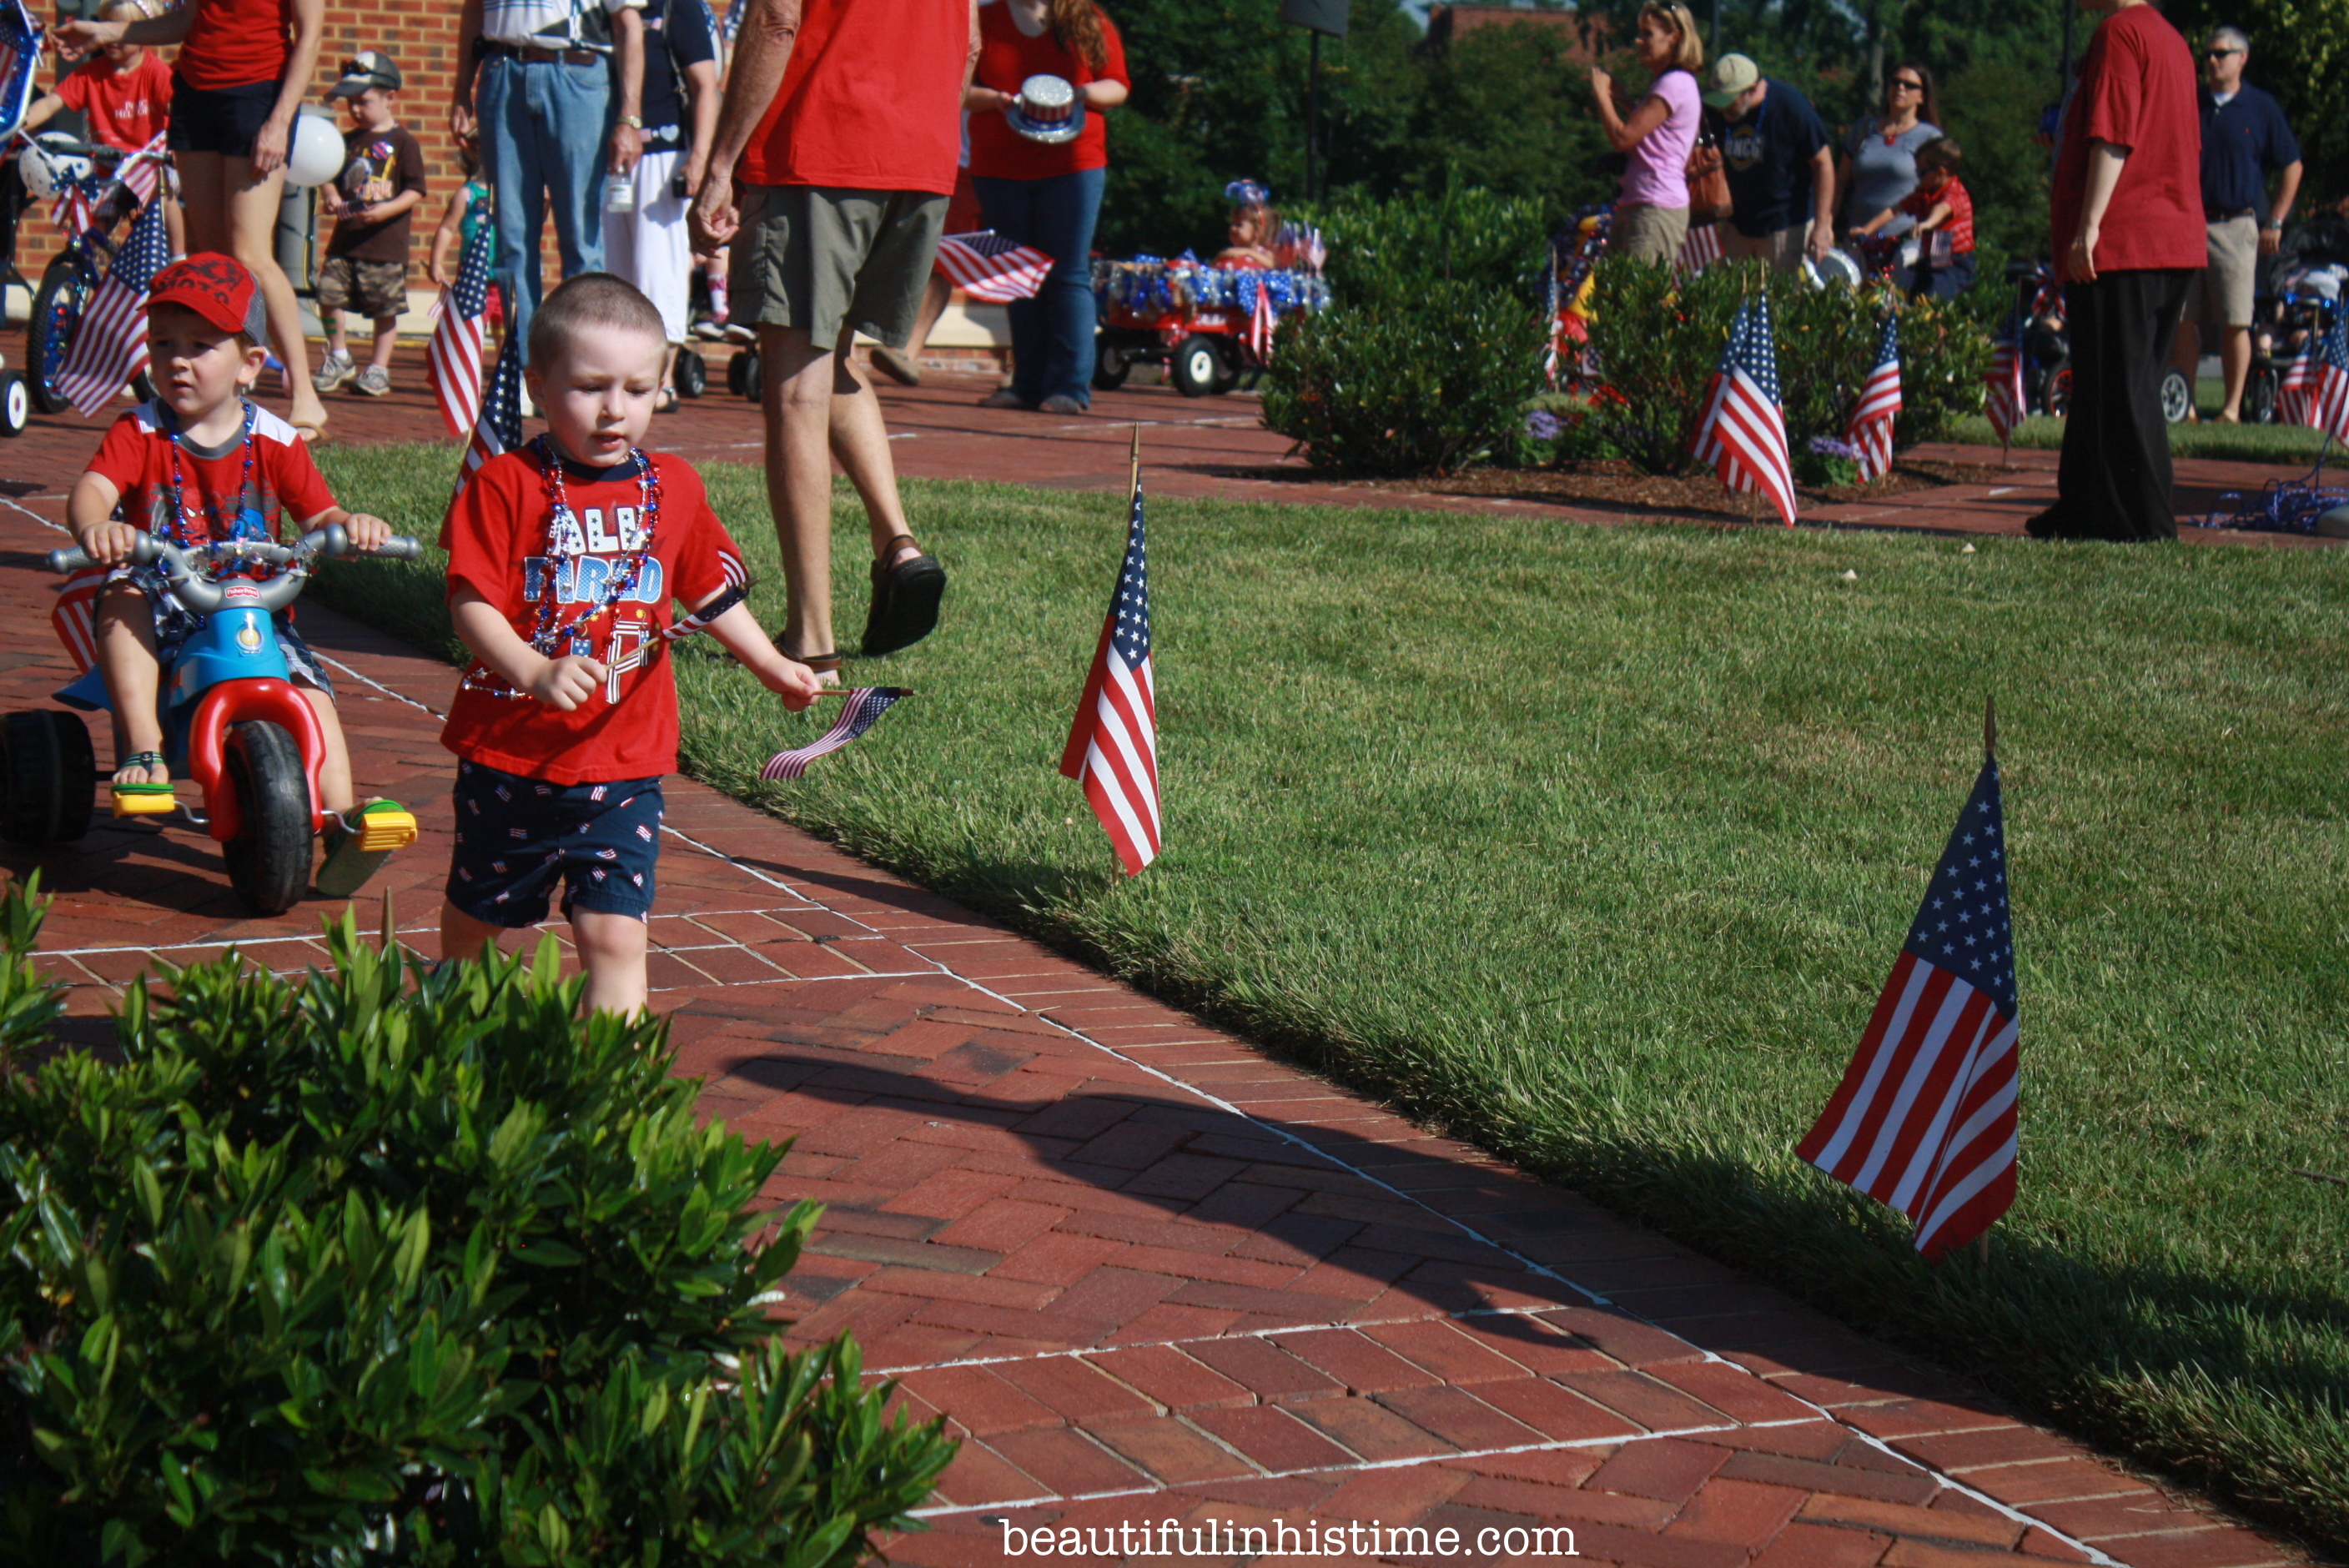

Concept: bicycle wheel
[[221, 720, 314, 916], [28, 254, 98, 417]]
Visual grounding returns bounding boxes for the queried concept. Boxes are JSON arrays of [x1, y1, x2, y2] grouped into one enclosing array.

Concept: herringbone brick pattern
[[0, 435, 2311, 1565]]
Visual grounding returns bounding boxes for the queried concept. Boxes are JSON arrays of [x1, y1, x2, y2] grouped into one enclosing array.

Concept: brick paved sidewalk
[[0, 389, 2316, 1566]]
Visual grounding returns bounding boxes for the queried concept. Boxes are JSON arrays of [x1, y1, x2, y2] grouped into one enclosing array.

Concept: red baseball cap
[[149, 253, 269, 342]]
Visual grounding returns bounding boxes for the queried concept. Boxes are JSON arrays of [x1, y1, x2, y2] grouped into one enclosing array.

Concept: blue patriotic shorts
[[445, 761, 663, 927]]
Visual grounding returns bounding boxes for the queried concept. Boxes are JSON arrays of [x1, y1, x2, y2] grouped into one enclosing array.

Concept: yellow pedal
[[112, 785, 178, 817], [355, 808, 419, 854]]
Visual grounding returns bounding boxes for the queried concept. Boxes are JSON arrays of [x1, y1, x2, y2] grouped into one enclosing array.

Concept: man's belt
[[2205, 207, 2258, 223], [477, 40, 602, 65]]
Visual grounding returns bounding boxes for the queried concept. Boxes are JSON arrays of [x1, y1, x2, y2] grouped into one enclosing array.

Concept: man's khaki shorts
[[2183, 213, 2258, 331], [731, 184, 948, 350], [1723, 220, 1813, 275]]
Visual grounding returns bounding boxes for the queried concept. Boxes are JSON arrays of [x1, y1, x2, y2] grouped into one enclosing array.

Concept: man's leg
[[480, 58, 551, 345], [545, 58, 612, 281], [761, 325, 848, 666], [2217, 323, 2253, 422]]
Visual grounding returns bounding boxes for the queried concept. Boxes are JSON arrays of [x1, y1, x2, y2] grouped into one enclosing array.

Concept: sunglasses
[[1890, 78, 1924, 91], [2202, 47, 2241, 58]]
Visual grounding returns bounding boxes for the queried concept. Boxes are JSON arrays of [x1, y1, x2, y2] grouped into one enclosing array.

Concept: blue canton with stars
[[1901, 758, 2016, 1018], [1109, 484, 1150, 667], [1722, 293, 1783, 405]]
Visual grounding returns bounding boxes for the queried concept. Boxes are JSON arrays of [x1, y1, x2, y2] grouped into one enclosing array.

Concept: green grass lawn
[[314, 443, 2349, 1550], [1946, 409, 2345, 467]]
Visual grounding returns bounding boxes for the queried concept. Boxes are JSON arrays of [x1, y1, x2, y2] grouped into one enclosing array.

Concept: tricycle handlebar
[[45, 529, 425, 616]]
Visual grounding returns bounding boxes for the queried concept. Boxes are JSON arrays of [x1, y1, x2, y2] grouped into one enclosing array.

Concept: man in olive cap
[[1703, 53, 1834, 274]]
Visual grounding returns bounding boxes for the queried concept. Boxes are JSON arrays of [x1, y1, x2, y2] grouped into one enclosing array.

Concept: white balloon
[[283, 107, 345, 189]]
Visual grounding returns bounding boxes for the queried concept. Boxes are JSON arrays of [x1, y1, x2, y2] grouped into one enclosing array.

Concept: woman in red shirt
[[964, 0, 1129, 414], [64, 0, 334, 440]]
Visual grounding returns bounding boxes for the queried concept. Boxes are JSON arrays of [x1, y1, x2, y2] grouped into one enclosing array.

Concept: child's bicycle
[[11, 131, 169, 416], [6, 526, 425, 915]]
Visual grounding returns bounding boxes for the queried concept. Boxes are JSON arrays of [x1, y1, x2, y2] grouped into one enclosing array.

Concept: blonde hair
[[1636, 2, 1703, 73]]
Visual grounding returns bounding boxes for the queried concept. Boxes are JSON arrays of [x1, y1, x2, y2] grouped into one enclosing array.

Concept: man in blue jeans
[[450, 0, 647, 346]]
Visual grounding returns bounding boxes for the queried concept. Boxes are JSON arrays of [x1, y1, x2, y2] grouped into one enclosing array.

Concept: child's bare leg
[[325, 309, 350, 364], [440, 899, 508, 962], [299, 686, 356, 813], [368, 315, 399, 372], [571, 910, 648, 1018], [94, 586, 166, 783]]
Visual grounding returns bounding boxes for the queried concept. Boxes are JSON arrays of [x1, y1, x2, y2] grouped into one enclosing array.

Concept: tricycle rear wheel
[[222, 720, 313, 915], [0, 711, 95, 845]]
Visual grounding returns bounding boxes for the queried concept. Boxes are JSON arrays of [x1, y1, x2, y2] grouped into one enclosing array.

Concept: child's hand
[[430, 260, 452, 288], [78, 521, 143, 568], [762, 656, 824, 713], [341, 512, 393, 551], [528, 653, 608, 711]]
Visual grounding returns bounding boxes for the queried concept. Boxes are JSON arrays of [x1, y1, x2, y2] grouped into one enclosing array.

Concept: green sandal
[[112, 752, 176, 817]]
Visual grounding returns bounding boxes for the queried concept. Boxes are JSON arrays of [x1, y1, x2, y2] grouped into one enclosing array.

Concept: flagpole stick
[[812, 686, 913, 698], [1984, 695, 1997, 763], [1129, 423, 1142, 500]]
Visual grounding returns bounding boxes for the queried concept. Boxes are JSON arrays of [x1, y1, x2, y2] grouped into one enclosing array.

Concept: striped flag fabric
[[1059, 472, 1159, 876], [933, 230, 1052, 303], [53, 193, 169, 417], [759, 688, 907, 781], [1246, 274, 1276, 363], [1847, 314, 1903, 483], [50, 566, 110, 674], [1984, 309, 2026, 445], [2310, 311, 2349, 450], [452, 328, 526, 502], [1677, 223, 1724, 275], [2277, 338, 2316, 428], [426, 222, 495, 439], [50, 133, 168, 239], [1689, 292, 1798, 526], [1798, 750, 2018, 1262]]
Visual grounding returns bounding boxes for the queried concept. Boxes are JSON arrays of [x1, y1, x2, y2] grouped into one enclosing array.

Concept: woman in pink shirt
[[1588, 1, 1703, 264]]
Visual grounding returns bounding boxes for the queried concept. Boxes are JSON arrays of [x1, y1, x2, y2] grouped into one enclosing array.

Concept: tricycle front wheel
[[222, 720, 314, 915]]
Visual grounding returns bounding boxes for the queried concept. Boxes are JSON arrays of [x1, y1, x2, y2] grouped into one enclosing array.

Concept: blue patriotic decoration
[[1798, 751, 2019, 1260]]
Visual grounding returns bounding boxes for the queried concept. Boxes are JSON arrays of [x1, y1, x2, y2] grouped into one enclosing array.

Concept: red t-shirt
[[736, 0, 968, 193], [178, 0, 293, 90], [2050, 2, 2203, 275], [88, 401, 336, 544], [438, 449, 747, 785], [1899, 175, 1974, 254], [54, 53, 173, 150], [967, 5, 1128, 181]]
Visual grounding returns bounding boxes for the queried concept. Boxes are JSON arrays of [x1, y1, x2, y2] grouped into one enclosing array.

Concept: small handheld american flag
[[452, 329, 525, 503], [428, 222, 495, 439], [1060, 447, 1159, 876], [1690, 290, 1798, 526], [1798, 716, 2018, 1262], [759, 688, 908, 781], [934, 231, 1052, 304], [1847, 314, 1903, 484], [53, 193, 170, 417]]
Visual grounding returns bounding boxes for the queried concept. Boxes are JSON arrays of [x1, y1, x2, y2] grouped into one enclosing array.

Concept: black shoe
[[861, 535, 946, 657], [2023, 507, 2060, 539]]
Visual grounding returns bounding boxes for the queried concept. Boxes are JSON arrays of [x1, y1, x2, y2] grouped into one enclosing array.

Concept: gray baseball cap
[[326, 51, 403, 99]]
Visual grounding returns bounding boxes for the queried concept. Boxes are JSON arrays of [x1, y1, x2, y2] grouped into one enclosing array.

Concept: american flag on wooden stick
[[1797, 729, 2018, 1262], [53, 192, 169, 416], [1690, 291, 1798, 525], [1847, 314, 1903, 483], [934, 230, 1052, 303], [427, 222, 495, 439], [760, 688, 908, 781], [2310, 310, 2349, 451], [452, 329, 525, 502], [50, 133, 167, 238], [1060, 459, 1159, 876], [1984, 309, 2026, 447]]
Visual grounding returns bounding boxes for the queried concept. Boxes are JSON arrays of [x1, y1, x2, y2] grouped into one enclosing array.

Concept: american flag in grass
[[1798, 747, 2018, 1261], [934, 231, 1052, 303], [1847, 314, 1903, 483], [1060, 471, 1159, 875], [2277, 338, 2316, 428], [2310, 310, 2349, 450], [427, 222, 495, 439]]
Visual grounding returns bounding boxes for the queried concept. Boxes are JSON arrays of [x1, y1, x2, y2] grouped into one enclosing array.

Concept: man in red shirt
[[2026, 0, 2204, 541], [691, 0, 976, 681]]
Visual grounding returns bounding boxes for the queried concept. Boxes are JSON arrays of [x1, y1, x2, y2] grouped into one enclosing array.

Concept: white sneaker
[[312, 349, 355, 394]]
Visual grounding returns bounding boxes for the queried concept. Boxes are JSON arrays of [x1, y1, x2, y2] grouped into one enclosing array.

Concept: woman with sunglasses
[[1833, 60, 1940, 240]]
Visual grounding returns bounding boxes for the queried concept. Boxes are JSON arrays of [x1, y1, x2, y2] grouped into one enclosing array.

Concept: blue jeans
[[476, 54, 611, 346], [973, 167, 1105, 407]]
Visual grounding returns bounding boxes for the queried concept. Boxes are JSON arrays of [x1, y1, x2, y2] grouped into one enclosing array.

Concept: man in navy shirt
[[1703, 53, 1833, 275], [2171, 25, 2301, 423]]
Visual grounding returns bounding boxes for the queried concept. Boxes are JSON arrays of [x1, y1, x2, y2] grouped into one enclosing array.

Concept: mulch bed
[[1230, 458, 2020, 520]]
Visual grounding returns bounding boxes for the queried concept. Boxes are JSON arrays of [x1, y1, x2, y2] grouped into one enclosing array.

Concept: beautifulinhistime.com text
[[996, 1517, 1580, 1557]]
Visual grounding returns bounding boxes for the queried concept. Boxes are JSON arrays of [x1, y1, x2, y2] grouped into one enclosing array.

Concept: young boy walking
[[313, 53, 426, 397], [437, 274, 822, 1018], [66, 253, 403, 891]]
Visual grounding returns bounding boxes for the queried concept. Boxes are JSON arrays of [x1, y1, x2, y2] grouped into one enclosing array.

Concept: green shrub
[[0, 891, 955, 1565], [1580, 259, 1994, 477], [1258, 188, 1554, 475]]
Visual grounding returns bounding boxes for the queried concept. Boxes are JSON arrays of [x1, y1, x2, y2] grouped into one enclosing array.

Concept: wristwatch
[[617, 114, 643, 129]]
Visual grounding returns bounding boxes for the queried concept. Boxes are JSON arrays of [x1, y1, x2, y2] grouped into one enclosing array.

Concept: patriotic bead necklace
[[460, 435, 662, 698], [162, 398, 262, 550]]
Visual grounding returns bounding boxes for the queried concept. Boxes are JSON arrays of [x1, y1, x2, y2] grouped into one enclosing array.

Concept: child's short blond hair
[[526, 273, 666, 369]]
